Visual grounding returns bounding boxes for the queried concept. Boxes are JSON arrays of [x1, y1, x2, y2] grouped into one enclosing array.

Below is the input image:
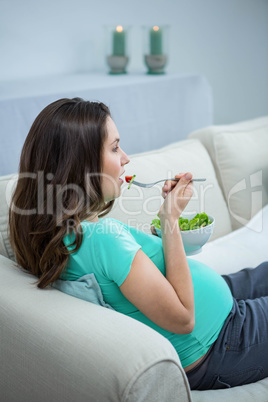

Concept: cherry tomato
[[125, 176, 133, 183]]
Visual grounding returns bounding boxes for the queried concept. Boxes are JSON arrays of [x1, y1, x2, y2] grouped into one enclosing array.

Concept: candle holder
[[143, 25, 169, 74], [105, 25, 130, 74]]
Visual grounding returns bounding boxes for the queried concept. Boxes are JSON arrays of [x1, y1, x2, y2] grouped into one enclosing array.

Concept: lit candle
[[113, 25, 125, 56], [150, 26, 163, 55]]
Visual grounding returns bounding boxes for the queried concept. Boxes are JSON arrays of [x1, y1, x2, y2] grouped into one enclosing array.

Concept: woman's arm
[[120, 173, 195, 335]]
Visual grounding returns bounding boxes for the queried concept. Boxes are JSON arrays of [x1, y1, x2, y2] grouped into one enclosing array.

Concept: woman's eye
[[113, 146, 119, 153]]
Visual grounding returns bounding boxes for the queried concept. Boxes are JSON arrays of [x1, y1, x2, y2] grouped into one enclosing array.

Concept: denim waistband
[[185, 345, 214, 390]]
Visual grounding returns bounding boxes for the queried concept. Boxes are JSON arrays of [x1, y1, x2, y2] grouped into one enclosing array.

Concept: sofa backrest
[[189, 116, 268, 230], [0, 174, 17, 260], [0, 139, 232, 260]]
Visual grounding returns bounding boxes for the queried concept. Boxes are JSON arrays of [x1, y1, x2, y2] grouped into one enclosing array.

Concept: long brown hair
[[9, 97, 114, 289]]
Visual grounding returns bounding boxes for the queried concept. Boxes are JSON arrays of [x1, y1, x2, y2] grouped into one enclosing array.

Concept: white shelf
[[0, 72, 213, 175]]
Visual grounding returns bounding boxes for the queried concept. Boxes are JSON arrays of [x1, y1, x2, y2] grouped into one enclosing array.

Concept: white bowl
[[154, 214, 215, 256]]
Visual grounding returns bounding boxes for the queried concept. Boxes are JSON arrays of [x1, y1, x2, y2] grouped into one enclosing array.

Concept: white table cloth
[[0, 73, 213, 175]]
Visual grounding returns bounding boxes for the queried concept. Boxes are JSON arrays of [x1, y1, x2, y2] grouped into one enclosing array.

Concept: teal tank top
[[62, 217, 233, 367]]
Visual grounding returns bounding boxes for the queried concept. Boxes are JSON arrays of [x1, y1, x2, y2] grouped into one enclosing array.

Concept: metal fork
[[131, 178, 206, 188]]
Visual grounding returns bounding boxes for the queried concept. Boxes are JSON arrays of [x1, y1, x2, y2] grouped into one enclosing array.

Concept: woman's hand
[[158, 172, 193, 221]]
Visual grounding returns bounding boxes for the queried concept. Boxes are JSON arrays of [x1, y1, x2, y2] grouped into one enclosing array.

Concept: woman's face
[[101, 117, 130, 202]]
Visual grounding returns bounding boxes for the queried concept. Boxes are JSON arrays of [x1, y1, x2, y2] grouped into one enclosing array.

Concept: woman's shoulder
[[81, 217, 124, 229], [81, 217, 131, 238], [80, 217, 141, 257]]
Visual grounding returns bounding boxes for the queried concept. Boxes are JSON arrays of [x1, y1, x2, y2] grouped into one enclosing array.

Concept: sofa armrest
[[0, 254, 191, 402]]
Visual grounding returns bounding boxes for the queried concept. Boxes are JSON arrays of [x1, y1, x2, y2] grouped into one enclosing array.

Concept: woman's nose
[[122, 150, 130, 165], [124, 156, 130, 165]]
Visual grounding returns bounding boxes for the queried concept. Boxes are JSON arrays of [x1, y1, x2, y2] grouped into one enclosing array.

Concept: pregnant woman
[[9, 97, 268, 390]]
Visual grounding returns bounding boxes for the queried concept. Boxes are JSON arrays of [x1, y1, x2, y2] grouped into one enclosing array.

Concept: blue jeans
[[186, 261, 268, 390]]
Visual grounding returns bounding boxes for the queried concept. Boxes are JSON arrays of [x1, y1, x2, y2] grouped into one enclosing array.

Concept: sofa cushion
[[53, 274, 114, 310], [189, 117, 268, 230], [108, 139, 232, 241], [191, 204, 268, 275], [0, 174, 17, 260], [191, 376, 268, 402]]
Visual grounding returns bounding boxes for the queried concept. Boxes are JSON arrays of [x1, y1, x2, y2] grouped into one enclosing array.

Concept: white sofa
[[1, 117, 268, 402]]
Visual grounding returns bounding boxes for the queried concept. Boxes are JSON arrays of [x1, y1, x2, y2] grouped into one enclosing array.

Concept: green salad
[[127, 174, 136, 189], [151, 212, 212, 231]]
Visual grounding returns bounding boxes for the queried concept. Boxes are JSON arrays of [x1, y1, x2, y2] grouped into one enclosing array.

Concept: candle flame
[[116, 25, 123, 32], [153, 26, 159, 31]]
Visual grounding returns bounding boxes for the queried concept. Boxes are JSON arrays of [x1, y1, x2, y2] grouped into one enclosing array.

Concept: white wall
[[1, 0, 268, 124]]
